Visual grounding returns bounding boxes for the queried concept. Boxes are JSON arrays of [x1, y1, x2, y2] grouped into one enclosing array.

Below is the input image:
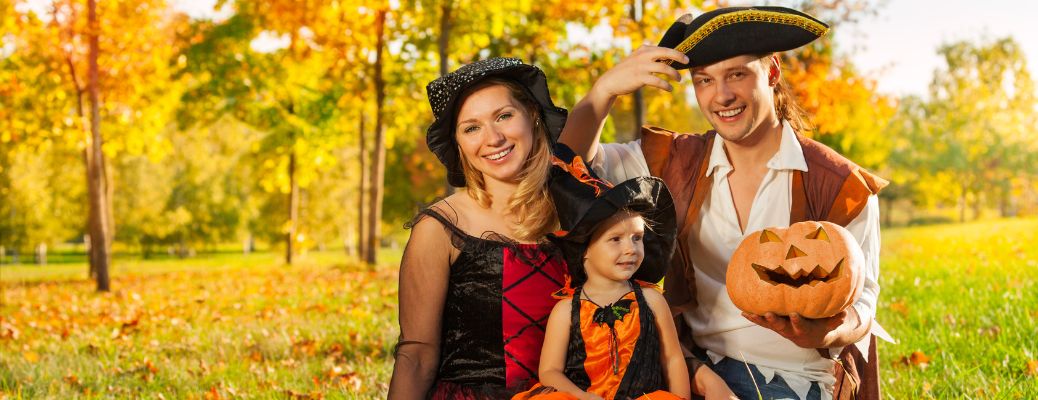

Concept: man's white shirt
[[588, 122, 886, 400]]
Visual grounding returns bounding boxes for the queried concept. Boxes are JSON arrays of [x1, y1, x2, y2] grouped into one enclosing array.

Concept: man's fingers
[[826, 311, 847, 330], [643, 75, 674, 92], [645, 46, 690, 64], [647, 62, 682, 81], [789, 313, 807, 336], [742, 312, 766, 326], [632, 45, 689, 64], [764, 312, 790, 332]]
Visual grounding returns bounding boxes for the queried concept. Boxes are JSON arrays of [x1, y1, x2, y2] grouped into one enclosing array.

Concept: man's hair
[[758, 54, 813, 133]]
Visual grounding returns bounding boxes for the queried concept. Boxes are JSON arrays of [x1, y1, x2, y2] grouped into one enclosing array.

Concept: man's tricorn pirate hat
[[658, 6, 829, 69]]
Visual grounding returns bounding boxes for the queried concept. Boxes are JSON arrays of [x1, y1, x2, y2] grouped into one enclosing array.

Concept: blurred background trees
[[2, 0, 1036, 289]]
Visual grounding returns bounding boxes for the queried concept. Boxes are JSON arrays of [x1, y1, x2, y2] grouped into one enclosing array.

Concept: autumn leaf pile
[[1, 259, 396, 399]]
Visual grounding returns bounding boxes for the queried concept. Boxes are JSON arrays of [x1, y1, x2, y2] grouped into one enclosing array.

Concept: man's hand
[[588, 45, 687, 101], [742, 311, 852, 349]]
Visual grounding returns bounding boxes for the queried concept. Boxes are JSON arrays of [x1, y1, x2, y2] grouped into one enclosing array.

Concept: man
[[558, 6, 889, 400]]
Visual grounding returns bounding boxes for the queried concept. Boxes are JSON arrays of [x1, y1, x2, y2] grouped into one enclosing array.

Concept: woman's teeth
[[486, 147, 512, 160], [717, 107, 744, 118]]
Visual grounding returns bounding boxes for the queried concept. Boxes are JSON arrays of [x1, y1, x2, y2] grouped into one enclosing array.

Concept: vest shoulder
[[798, 135, 859, 177]]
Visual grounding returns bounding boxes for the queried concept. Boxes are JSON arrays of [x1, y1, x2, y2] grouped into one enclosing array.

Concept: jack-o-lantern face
[[726, 221, 865, 319]]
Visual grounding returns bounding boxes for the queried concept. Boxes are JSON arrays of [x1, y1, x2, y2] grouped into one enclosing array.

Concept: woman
[[388, 58, 571, 399]]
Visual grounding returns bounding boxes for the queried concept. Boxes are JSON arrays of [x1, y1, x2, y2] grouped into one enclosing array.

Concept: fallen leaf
[[0, 321, 19, 340], [64, 374, 80, 386], [204, 386, 222, 400], [889, 302, 909, 317], [292, 339, 318, 356], [145, 359, 159, 374], [1026, 360, 1038, 376], [977, 325, 1001, 338], [23, 350, 39, 363], [910, 351, 931, 368], [284, 389, 324, 399]]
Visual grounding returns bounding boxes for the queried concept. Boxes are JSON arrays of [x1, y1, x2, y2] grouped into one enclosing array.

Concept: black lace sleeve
[[387, 207, 456, 399]]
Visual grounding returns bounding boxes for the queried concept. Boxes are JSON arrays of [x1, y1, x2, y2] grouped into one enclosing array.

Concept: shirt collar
[[706, 120, 809, 177]]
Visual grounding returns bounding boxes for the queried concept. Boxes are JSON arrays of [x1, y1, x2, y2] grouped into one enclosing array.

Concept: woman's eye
[[462, 125, 479, 134], [497, 112, 513, 121]]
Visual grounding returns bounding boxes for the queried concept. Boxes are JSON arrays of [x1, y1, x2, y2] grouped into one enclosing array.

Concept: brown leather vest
[[639, 125, 888, 400]]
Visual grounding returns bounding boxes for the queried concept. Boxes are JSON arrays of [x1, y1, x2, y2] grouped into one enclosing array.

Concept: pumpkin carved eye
[[759, 230, 782, 243], [806, 227, 830, 241]]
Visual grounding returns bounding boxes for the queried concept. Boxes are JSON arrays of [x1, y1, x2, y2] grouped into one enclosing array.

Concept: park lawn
[[2, 219, 1037, 398], [1, 250, 401, 399], [877, 218, 1038, 398]]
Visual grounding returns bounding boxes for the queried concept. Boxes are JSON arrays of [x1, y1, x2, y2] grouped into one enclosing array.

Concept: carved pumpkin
[[725, 221, 865, 319]]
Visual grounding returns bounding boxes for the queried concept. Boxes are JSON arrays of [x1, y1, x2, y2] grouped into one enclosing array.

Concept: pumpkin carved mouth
[[751, 259, 844, 287]]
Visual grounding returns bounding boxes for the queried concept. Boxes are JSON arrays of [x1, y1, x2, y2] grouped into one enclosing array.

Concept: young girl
[[514, 146, 690, 400]]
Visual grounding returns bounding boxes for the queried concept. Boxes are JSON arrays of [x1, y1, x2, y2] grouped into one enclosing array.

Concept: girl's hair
[[455, 78, 558, 242], [586, 208, 656, 244], [758, 54, 813, 133]]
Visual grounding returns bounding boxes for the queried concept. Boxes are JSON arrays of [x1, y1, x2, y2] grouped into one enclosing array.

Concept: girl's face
[[583, 212, 646, 283], [454, 84, 536, 186]]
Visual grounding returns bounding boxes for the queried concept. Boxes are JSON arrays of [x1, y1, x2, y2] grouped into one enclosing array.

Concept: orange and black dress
[[411, 209, 569, 399], [515, 281, 684, 400]]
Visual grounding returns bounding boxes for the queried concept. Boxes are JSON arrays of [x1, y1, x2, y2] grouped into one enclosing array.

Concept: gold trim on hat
[[667, 9, 829, 65]]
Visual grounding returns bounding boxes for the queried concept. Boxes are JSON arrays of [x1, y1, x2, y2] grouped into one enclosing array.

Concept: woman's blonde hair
[[456, 78, 558, 242]]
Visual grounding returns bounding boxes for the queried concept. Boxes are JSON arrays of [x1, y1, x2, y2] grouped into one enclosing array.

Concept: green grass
[[877, 218, 1038, 398], [1, 220, 1036, 398]]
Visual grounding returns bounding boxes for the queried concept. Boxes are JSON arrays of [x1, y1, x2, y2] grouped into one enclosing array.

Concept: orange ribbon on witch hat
[[551, 155, 613, 196]]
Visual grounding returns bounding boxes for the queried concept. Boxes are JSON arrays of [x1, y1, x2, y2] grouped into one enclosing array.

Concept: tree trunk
[[999, 183, 1012, 217], [35, 243, 47, 266], [357, 112, 368, 261], [366, 9, 388, 265], [439, 1, 455, 196], [87, 0, 111, 292], [883, 197, 894, 227], [971, 190, 982, 221], [286, 146, 299, 265], [959, 181, 967, 223]]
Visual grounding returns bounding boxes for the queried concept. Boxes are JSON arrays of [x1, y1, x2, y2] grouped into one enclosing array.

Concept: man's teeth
[[486, 147, 512, 160], [718, 108, 744, 118]]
